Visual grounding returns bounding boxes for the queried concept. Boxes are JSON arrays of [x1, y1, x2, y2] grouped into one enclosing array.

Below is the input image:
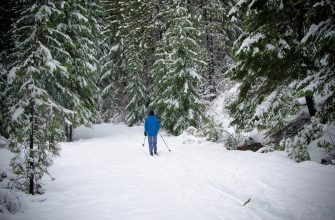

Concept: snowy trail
[[8, 124, 335, 220]]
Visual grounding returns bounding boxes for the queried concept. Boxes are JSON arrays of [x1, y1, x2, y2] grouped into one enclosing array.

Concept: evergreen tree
[[57, 0, 100, 136], [227, 0, 334, 132], [123, 0, 149, 126], [7, 0, 71, 194], [300, 0, 335, 123], [151, 0, 206, 135], [124, 48, 147, 126], [87, 0, 105, 123], [0, 0, 25, 54], [99, 0, 127, 121], [0, 0, 30, 139], [123, 0, 168, 126], [198, 0, 238, 101], [100, 0, 163, 125]]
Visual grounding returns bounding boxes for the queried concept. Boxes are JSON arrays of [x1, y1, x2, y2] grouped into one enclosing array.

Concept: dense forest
[[0, 0, 334, 196]]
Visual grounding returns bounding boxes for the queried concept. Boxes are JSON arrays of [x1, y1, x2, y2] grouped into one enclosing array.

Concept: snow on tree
[[123, 0, 150, 126], [99, 0, 127, 122], [6, 0, 73, 194], [124, 52, 147, 126], [299, 0, 335, 123], [100, 0, 163, 125], [88, 0, 105, 123], [0, 1, 33, 140], [198, 0, 239, 101], [151, 0, 206, 135], [227, 0, 334, 132], [58, 0, 100, 131], [228, 0, 300, 131], [124, 38, 147, 126], [281, 117, 327, 162], [227, 0, 334, 162]]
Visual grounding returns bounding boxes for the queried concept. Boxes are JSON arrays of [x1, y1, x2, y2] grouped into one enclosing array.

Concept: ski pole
[[142, 136, 146, 147], [159, 133, 171, 152]]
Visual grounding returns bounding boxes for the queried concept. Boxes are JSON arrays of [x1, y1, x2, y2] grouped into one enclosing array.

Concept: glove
[[144, 131, 147, 136]]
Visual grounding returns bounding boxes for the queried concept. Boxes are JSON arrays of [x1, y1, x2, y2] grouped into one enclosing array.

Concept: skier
[[144, 110, 160, 156]]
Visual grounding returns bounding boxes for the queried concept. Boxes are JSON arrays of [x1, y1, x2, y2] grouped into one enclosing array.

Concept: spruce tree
[[99, 0, 127, 121], [300, 0, 335, 122], [123, 0, 167, 126], [57, 0, 100, 135], [227, 0, 333, 132], [123, 0, 149, 126], [0, 0, 29, 139], [198, 0, 238, 101], [124, 49, 147, 126], [88, 0, 105, 123], [151, 0, 206, 135], [7, 0, 71, 194]]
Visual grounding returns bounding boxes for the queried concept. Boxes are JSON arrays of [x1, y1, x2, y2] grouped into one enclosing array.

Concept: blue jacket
[[144, 115, 160, 136]]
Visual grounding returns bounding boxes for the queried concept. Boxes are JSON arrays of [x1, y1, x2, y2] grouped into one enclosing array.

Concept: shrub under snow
[[281, 117, 334, 163]]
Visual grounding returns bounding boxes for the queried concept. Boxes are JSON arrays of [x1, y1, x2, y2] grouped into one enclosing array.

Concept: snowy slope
[[2, 123, 335, 220]]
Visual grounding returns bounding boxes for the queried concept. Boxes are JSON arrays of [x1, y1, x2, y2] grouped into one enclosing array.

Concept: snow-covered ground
[[2, 123, 335, 220]]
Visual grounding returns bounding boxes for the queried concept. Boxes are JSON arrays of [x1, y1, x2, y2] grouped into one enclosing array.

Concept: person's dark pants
[[148, 135, 157, 155]]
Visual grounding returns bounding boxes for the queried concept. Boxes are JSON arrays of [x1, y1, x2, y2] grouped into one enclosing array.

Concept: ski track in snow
[[4, 123, 335, 220]]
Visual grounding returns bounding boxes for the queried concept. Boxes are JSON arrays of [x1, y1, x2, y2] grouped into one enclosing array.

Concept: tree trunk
[[202, 0, 216, 100], [69, 125, 73, 142], [209, 25, 215, 100], [305, 96, 316, 117], [29, 101, 35, 195], [66, 124, 73, 142]]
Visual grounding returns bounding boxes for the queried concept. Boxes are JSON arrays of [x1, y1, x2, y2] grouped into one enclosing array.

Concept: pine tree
[[87, 0, 105, 123], [57, 0, 100, 137], [7, 0, 71, 194], [0, 0, 29, 139], [198, 0, 238, 101], [299, 0, 335, 123], [123, 0, 168, 126], [124, 49, 147, 126], [227, 0, 333, 132], [141, 0, 164, 78], [151, 0, 206, 135], [100, 0, 164, 126], [123, 0, 150, 126], [99, 0, 127, 121]]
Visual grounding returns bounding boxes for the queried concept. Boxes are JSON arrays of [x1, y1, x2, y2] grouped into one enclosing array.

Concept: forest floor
[[2, 123, 335, 220]]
